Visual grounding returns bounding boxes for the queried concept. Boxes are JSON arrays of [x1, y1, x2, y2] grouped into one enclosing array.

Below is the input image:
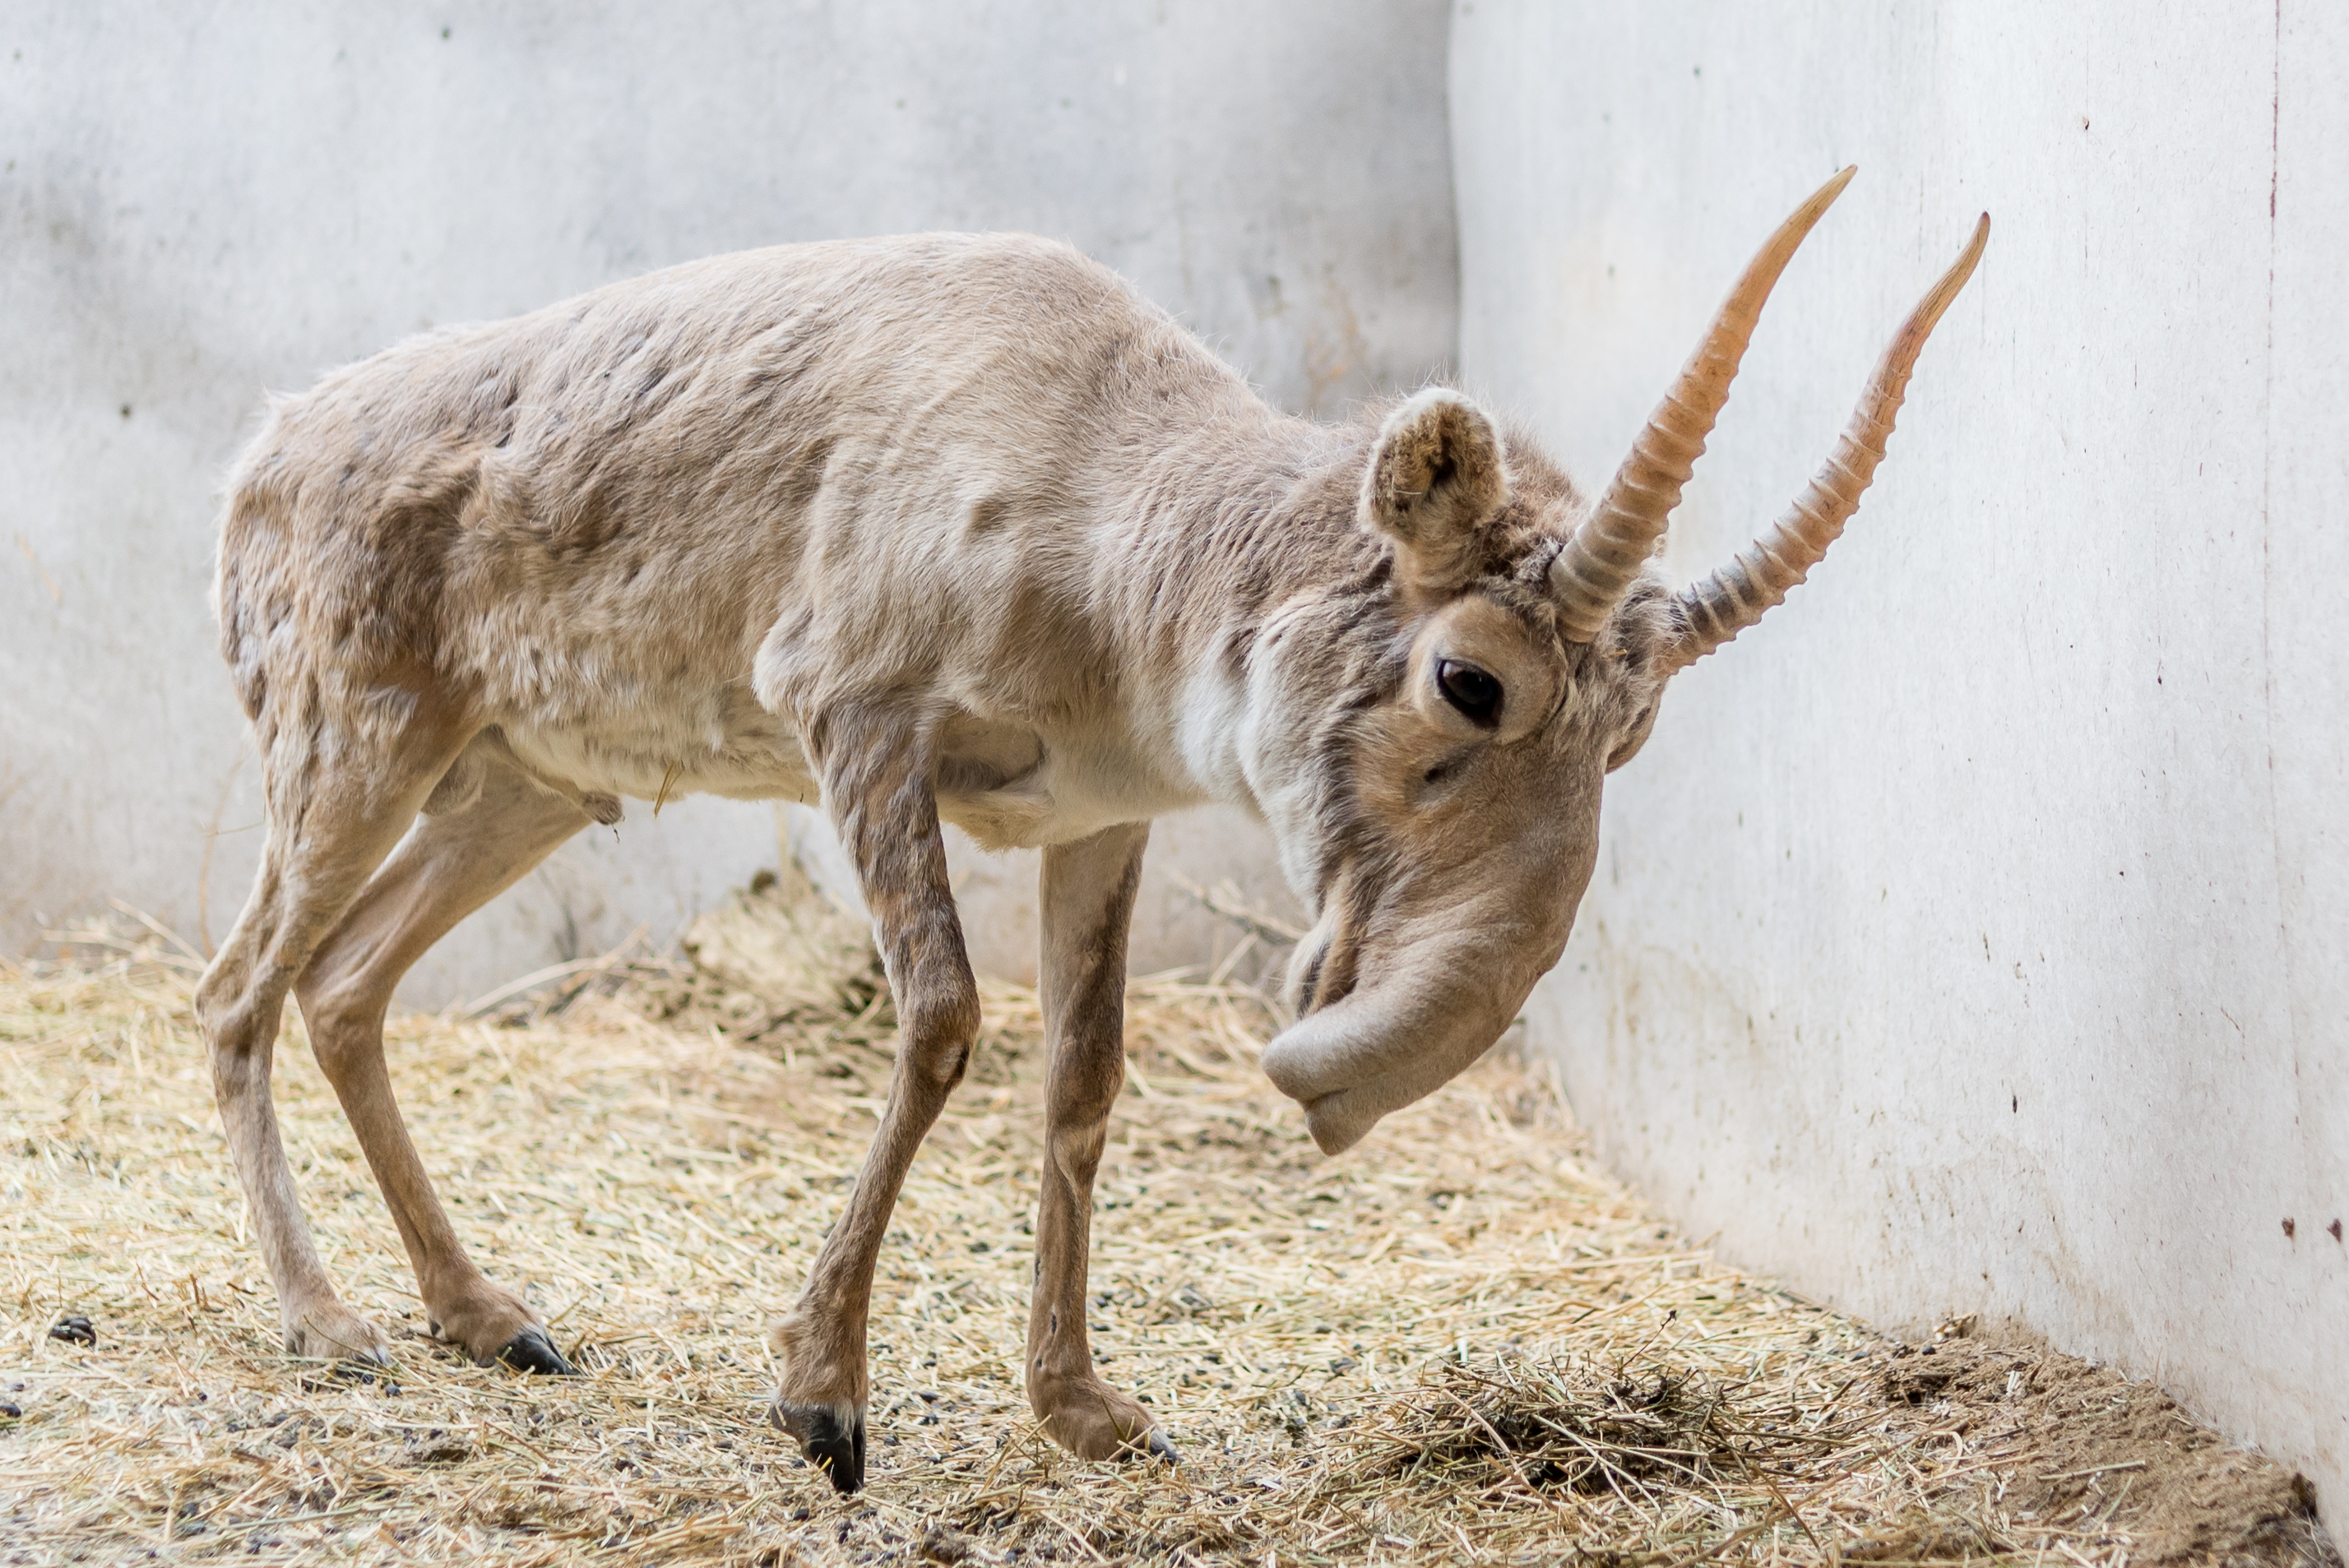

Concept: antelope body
[[197, 170, 1985, 1492]]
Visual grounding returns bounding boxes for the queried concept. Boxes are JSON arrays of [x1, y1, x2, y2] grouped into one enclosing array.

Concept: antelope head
[[1252, 169, 1988, 1154]]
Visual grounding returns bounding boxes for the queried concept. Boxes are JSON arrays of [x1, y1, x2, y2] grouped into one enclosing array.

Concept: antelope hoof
[[770, 1398, 868, 1493], [495, 1325, 578, 1376], [426, 1283, 555, 1370], [284, 1302, 395, 1367], [1035, 1378, 1170, 1464]]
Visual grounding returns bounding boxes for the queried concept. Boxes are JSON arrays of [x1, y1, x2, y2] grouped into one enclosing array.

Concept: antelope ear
[[1359, 389, 1508, 591]]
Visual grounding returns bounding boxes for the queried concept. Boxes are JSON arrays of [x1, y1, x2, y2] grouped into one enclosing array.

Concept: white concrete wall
[[0, 1, 1455, 997], [1455, 0, 2347, 1510]]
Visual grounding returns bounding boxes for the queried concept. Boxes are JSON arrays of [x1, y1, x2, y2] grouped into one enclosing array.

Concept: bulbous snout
[[1262, 763, 1601, 1154], [1260, 927, 1548, 1156]]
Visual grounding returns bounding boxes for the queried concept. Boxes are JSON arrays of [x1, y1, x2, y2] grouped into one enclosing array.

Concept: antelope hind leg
[[195, 710, 471, 1367], [294, 746, 590, 1374], [770, 712, 981, 1493], [1025, 822, 1174, 1463]]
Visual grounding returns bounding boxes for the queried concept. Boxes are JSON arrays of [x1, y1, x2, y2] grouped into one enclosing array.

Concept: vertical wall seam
[[2261, 2, 2288, 1025], [2259, 12, 2310, 1376]]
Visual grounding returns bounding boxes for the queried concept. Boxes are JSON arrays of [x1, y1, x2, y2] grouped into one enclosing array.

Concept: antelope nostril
[[1291, 941, 1327, 1015]]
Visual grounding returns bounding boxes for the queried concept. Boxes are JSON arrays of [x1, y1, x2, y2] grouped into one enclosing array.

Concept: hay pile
[[0, 878, 2334, 1566]]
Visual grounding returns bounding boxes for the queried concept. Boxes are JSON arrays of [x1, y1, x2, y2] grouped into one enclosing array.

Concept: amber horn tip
[[1787, 165, 1858, 231], [1909, 211, 1992, 334]]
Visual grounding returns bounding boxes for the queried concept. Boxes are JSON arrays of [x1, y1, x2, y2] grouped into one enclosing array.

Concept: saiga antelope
[[198, 168, 1985, 1492]]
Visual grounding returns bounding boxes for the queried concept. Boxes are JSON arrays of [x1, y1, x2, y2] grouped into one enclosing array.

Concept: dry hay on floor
[[0, 886, 2335, 1566]]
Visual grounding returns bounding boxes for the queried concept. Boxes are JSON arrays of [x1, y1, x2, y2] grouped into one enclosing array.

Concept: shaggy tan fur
[[198, 196, 1976, 1492]]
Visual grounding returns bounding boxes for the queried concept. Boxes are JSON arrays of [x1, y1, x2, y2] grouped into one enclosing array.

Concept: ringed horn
[[1545, 165, 1991, 664]]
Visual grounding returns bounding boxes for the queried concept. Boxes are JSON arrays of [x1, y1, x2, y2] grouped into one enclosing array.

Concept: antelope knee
[[294, 977, 388, 1078], [196, 969, 277, 1074], [1048, 1120, 1110, 1184], [1051, 1054, 1125, 1140], [900, 980, 981, 1089]]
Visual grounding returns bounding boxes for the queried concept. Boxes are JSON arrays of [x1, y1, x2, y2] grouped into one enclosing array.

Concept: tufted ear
[[1359, 389, 1508, 592]]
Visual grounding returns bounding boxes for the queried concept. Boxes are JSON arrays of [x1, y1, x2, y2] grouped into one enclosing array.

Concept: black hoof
[[1144, 1428, 1179, 1464], [771, 1399, 867, 1493], [495, 1325, 578, 1376], [48, 1315, 95, 1348]]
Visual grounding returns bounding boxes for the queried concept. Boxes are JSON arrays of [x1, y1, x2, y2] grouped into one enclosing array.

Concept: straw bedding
[[0, 876, 2334, 1566]]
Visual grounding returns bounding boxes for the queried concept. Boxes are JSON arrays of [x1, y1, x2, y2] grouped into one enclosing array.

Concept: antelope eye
[[1435, 659, 1503, 726]]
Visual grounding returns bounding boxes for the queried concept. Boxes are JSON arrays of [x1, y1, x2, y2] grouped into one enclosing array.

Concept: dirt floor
[[0, 880, 2336, 1565]]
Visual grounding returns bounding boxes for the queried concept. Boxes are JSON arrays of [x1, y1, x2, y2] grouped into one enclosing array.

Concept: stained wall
[[1452, 0, 2347, 1510]]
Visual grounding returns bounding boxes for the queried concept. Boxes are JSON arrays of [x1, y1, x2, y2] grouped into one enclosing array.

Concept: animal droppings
[[45, 1315, 95, 1348]]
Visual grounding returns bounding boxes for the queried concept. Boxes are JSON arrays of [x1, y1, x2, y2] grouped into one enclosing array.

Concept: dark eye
[[1435, 659, 1503, 726]]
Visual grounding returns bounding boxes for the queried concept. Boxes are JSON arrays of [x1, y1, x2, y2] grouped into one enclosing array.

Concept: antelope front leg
[[769, 715, 980, 1494], [1025, 822, 1174, 1463]]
